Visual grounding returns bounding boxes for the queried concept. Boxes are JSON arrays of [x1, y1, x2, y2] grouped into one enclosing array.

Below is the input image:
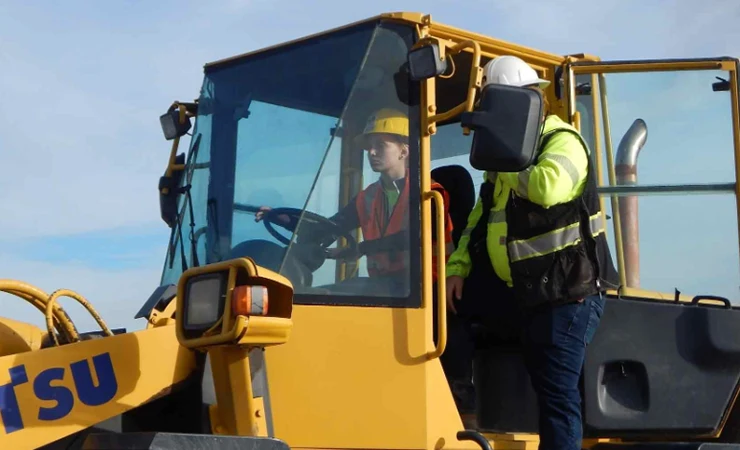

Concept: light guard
[[175, 257, 295, 349]]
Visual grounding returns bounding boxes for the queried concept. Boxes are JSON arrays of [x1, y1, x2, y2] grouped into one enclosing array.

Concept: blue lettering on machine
[[0, 352, 118, 434]]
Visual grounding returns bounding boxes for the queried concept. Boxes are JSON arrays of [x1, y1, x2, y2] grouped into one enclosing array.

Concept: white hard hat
[[482, 55, 550, 89]]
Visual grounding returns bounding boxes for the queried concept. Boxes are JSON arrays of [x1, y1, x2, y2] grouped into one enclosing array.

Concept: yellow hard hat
[[355, 108, 409, 148]]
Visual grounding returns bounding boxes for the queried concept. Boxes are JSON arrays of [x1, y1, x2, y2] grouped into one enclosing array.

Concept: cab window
[[194, 21, 423, 308]]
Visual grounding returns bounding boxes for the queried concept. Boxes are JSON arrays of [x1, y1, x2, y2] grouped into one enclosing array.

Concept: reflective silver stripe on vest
[[507, 214, 603, 263], [517, 167, 534, 199], [542, 153, 580, 187], [488, 209, 505, 224]]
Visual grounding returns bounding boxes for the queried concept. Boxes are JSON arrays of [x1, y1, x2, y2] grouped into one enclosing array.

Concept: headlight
[[182, 272, 227, 333]]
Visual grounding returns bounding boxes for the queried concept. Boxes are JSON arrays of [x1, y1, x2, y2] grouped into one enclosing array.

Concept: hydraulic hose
[[0, 279, 78, 343], [0, 280, 113, 346], [44, 289, 114, 346]]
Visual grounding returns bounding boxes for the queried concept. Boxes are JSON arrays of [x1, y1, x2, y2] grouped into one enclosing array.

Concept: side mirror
[[160, 107, 192, 141], [462, 83, 544, 172], [159, 152, 186, 228], [408, 43, 448, 81]]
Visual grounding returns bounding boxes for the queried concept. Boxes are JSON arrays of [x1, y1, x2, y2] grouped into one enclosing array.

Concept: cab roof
[[203, 12, 576, 72]]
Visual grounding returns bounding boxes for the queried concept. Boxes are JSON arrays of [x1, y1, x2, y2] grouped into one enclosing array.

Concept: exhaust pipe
[[615, 119, 648, 289]]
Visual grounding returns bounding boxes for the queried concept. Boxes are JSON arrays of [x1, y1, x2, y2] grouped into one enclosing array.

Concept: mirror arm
[[425, 40, 483, 135]]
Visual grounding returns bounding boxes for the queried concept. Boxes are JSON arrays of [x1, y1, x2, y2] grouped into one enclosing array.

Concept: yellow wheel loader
[[2, 11, 740, 450]]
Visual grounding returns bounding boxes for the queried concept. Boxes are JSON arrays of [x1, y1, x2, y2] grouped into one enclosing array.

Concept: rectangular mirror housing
[[408, 43, 448, 81], [462, 83, 544, 173], [158, 152, 186, 228]]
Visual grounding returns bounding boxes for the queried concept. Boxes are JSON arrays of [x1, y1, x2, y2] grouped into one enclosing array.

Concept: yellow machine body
[[2, 11, 740, 450], [0, 325, 196, 450]]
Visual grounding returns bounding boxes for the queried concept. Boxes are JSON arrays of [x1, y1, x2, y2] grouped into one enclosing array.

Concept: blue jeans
[[522, 294, 605, 450]]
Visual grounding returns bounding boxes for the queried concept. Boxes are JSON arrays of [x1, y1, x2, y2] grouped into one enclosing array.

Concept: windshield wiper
[[182, 183, 200, 268], [167, 134, 203, 271], [165, 198, 189, 273]]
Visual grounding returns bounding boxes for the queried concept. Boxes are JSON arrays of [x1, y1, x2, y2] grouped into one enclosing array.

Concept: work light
[[182, 272, 228, 333], [408, 42, 447, 81], [160, 108, 192, 141]]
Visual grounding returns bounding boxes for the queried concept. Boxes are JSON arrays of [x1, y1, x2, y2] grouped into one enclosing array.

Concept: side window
[[430, 124, 481, 198], [430, 123, 483, 263]]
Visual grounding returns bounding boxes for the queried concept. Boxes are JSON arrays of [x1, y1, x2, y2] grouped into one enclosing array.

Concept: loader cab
[[154, 11, 740, 448]]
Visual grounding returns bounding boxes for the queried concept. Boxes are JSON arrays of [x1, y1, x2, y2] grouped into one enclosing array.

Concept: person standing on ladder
[[445, 55, 620, 449]]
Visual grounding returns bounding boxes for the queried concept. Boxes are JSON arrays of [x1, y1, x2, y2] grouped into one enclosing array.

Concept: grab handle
[[425, 189, 447, 360]]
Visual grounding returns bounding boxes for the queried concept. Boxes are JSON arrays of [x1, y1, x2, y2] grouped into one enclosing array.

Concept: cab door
[[563, 57, 740, 439]]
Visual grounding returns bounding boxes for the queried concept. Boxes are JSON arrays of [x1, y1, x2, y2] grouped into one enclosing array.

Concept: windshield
[[161, 20, 421, 307]]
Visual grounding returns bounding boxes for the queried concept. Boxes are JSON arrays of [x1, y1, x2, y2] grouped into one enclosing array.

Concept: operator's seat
[[431, 164, 475, 247]]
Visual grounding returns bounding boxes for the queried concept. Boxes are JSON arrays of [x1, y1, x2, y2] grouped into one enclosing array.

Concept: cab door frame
[[562, 56, 740, 440]]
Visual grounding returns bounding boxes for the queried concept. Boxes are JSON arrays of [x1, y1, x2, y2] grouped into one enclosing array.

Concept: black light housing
[[408, 44, 448, 81], [160, 108, 192, 141]]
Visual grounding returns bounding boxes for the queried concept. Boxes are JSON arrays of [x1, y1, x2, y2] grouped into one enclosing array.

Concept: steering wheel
[[261, 207, 357, 257]]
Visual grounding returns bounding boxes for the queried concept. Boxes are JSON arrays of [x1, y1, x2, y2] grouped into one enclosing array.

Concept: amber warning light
[[232, 285, 269, 317]]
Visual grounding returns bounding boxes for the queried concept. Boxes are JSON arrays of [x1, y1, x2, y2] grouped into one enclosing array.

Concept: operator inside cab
[[256, 108, 453, 292]]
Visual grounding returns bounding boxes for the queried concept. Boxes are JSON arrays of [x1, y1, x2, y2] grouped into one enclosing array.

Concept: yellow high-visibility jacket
[[446, 114, 591, 286]]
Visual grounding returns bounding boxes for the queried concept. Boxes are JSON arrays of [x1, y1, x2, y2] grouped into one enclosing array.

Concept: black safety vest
[[471, 127, 620, 311], [506, 127, 620, 309]]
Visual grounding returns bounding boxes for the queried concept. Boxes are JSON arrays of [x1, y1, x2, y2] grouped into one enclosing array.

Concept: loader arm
[[0, 324, 198, 449]]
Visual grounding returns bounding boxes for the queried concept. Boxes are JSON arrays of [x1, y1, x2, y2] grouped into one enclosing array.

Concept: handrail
[[417, 38, 483, 136], [425, 189, 447, 360]]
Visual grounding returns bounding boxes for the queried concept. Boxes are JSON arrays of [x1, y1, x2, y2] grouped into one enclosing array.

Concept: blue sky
[[1, 0, 739, 333]]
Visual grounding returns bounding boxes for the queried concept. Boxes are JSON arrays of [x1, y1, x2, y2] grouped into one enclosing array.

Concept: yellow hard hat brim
[[354, 131, 408, 149]]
